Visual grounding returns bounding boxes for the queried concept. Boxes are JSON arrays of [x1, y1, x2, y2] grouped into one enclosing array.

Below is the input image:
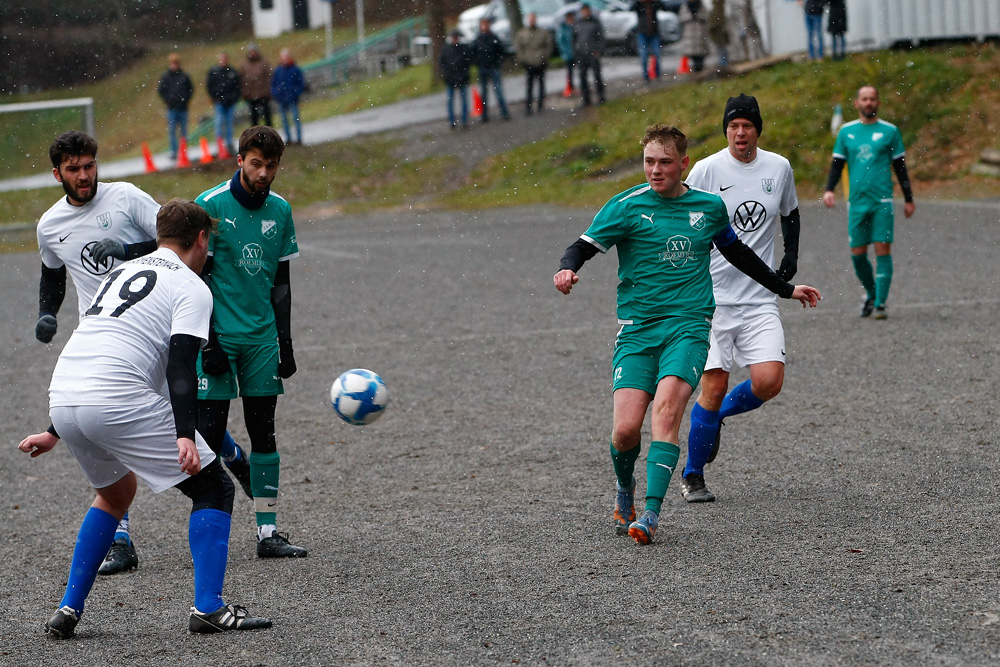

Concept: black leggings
[[198, 396, 278, 455], [175, 458, 235, 514]]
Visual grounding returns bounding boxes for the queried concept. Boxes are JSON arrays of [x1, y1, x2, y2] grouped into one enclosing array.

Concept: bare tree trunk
[[427, 0, 447, 82], [504, 0, 523, 37]]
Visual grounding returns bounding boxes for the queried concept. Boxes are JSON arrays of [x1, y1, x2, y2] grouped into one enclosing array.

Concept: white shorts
[[51, 397, 216, 494], [705, 303, 786, 373]]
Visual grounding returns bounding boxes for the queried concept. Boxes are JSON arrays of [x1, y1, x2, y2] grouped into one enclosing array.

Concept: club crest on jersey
[[262, 219, 277, 239], [659, 234, 695, 267], [97, 212, 113, 230], [689, 211, 706, 230], [239, 243, 265, 275], [761, 179, 775, 195]]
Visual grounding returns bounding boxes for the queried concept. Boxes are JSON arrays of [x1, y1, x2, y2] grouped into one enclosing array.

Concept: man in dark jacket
[[440, 30, 473, 129], [472, 19, 510, 122], [271, 48, 306, 145], [157, 53, 194, 160], [574, 4, 606, 107], [207, 52, 241, 155], [630, 0, 668, 80]]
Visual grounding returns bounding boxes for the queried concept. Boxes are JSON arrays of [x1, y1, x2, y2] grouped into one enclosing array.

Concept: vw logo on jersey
[[97, 212, 113, 230], [81, 241, 114, 275], [659, 234, 695, 267], [733, 201, 767, 233], [761, 179, 775, 195], [239, 243, 265, 275], [689, 211, 706, 230], [262, 219, 277, 239]]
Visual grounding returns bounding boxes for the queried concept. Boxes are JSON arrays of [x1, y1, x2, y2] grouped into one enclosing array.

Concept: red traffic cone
[[676, 55, 691, 75], [472, 88, 483, 118], [648, 54, 658, 80], [198, 136, 214, 164], [141, 142, 157, 173], [177, 138, 192, 168], [217, 136, 232, 161], [563, 77, 574, 97]]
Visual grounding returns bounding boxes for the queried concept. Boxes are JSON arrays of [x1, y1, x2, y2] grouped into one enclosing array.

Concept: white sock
[[257, 524, 277, 541]]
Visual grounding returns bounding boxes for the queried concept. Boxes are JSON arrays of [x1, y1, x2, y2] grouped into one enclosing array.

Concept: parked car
[[457, 0, 566, 52], [556, 0, 682, 53]]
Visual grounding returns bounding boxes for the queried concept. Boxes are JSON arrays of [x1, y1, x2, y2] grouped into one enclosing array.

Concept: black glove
[[35, 314, 58, 343], [278, 338, 297, 379], [200, 342, 230, 376], [90, 239, 128, 266], [777, 252, 797, 282]]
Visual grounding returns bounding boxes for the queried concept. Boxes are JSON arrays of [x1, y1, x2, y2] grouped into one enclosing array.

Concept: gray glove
[[35, 314, 58, 343], [91, 239, 127, 266]]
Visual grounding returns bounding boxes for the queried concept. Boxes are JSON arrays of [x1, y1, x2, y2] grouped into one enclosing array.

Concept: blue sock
[[60, 507, 119, 614], [684, 402, 720, 477], [114, 511, 131, 544], [220, 431, 238, 462], [719, 379, 765, 420], [189, 509, 232, 614]]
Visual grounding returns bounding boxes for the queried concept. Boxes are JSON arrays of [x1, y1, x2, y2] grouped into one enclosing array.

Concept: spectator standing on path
[[677, 1, 710, 72], [709, 0, 731, 68], [439, 30, 473, 130], [240, 44, 273, 127], [574, 4, 606, 107], [552, 123, 820, 545], [157, 53, 194, 160], [207, 52, 242, 155], [680, 94, 805, 504], [800, 0, 827, 60], [557, 11, 577, 96], [824, 85, 914, 320], [473, 18, 511, 122], [827, 0, 847, 60], [630, 0, 667, 81], [514, 12, 554, 115], [271, 48, 305, 145]]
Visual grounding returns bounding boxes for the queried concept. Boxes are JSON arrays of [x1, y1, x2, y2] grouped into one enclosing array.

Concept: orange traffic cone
[[563, 77, 574, 97], [177, 138, 192, 168], [141, 142, 157, 173], [648, 54, 658, 80], [472, 88, 483, 118], [199, 136, 214, 164], [217, 137, 232, 161], [676, 55, 691, 75]]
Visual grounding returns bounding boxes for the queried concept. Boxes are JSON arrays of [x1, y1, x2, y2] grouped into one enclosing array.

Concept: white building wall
[[251, 0, 330, 39]]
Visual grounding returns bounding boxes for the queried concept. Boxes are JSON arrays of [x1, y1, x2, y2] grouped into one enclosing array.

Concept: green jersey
[[582, 183, 731, 323], [196, 178, 299, 343], [832, 118, 906, 205]]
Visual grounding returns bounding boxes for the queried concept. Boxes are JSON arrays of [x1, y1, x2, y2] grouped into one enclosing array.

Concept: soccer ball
[[330, 368, 388, 426]]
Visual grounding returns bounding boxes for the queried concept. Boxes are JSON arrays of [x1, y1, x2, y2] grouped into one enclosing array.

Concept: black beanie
[[722, 94, 762, 136]]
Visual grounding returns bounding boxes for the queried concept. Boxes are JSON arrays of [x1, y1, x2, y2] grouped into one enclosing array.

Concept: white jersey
[[687, 147, 799, 306], [49, 247, 213, 408], [36, 181, 160, 318]]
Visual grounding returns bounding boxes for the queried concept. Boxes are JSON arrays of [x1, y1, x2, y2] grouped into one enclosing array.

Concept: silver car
[[557, 0, 682, 52], [457, 0, 567, 52]]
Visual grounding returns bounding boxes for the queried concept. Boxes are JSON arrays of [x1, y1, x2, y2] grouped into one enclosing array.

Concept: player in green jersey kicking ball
[[554, 124, 821, 545], [195, 126, 307, 558], [823, 85, 915, 320]]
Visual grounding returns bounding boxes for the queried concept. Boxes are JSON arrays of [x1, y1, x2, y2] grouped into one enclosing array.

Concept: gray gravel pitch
[[3, 199, 1000, 666]]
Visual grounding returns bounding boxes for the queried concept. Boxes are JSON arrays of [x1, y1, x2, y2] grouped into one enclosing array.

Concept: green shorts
[[197, 337, 283, 400], [612, 316, 712, 394], [847, 199, 895, 247]]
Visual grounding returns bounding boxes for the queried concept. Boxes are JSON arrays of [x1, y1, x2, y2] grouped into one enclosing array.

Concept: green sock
[[851, 254, 875, 299], [644, 441, 680, 514], [610, 439, 641, 488], [249, 450, 280, 529], [874, 254, 893, 308]]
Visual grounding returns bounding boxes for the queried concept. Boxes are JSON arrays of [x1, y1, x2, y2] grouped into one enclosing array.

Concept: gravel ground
[[3, 194, 1000, 665]]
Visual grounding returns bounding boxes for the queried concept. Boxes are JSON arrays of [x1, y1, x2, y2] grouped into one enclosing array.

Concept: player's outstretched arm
[[19, 431, 59, 458], [554, 269, 579, 294], [790, 284, 821, 308], [555, 238, 599, 295]]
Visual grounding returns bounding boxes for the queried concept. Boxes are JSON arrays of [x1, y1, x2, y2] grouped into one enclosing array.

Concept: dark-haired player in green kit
[[554, 124, 821, 545], [195, 125, 307, 559], [823, 85, 915, 320]]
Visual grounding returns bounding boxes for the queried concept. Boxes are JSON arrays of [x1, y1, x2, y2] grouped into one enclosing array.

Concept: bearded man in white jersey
[[680, 94, 804, 503], [20, 200, 271, 638]]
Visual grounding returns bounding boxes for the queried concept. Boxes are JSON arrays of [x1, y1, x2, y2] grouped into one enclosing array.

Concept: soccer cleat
[[860, 296, 875, 318], [680, 473, 716, 503], [189, 603, 272, 634], [874, 306, 887, 320], [628, 510, 659, 545], [707, 418, 724, 464], [45, 606, 80, 639], [224, 445, 253, 499], [613, 478, 637, 535], [97, 537, 138, 575], [257, 532, 308, 558]]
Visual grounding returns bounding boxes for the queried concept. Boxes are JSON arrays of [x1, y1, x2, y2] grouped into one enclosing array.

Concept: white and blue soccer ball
[[330, 368, 389, 426]]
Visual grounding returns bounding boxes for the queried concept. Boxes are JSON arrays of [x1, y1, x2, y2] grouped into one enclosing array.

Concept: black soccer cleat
[[45, 606, 80, 639], [224, 445, 253, 499], [873, 306, 887, 320], [189, 603, 272, 634], [257, 532, 308, 558], [707, 418, 724, 464], [97, 537, 139, 576], [680, 473, 716, 503], [860, 296, 875, 318]]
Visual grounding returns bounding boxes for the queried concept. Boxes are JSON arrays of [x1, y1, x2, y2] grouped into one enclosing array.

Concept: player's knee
[[752, 376, 783, 401], [611, 423, 642, 449], [176, 459, 235, 514]]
